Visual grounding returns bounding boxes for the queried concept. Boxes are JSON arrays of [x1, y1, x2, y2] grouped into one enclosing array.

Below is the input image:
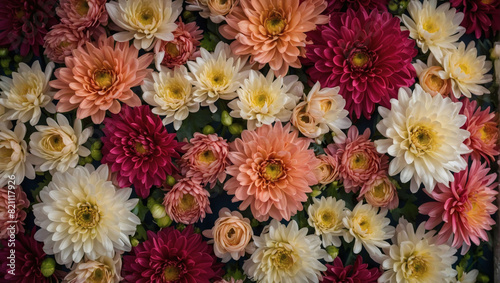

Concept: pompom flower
[[375, 85, 470, 193], [122, 226, 223, 283], [186, 0, 239, 23], [307, 196, 347, 247], [225, 122, 320, 221], [322, 256, 381, 283], [450, 0, 500, 38], [413, 56, 452, 97], [101, 105, 183, 198], [358, 172, 399, 209], [0, 185, 29, 239], [243, 220, 330, 283], [163, 178, 211, 225], [50, 36, 153, 124], [0, 123, 35, 188], [64, 254, 122, 283], [220, 0, 329, 77], [57, 0, 108, 34], [44, 24, 89, 64], [419, 160, 498, 254], [305, 8, 416, 119]]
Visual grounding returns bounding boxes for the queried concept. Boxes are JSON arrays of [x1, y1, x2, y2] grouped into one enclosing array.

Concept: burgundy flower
[[451, 0, 500, 38], [322, 256, 381, 283], [325, 0, 388, 14]]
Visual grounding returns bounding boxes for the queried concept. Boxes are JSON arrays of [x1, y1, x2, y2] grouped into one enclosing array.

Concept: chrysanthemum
[[342, 202, 394, 260], [419, 160, 498, 254], [106, 0, 182, 50], [29, 114, 92, 173], [186, 0, 239, 23], [325, 0, 388, 13], [0, 61, 56, 125], [0, 123, 35, 188], [307, 196, 347, 248], [64, 254, 122, 283], [228, 70, 303, 131], [0, 185, 29, 239], [142, 65, 199, 130], [358, 172, 399, 209], [44, 24, 89, 64], [33, 164, 140, 266], [305, 8, 416, 119], [450, 0, 500, 38], [50, 36, 153, 124], [402, 0, 465, 60], [57, 0, 108, 34], [375, 85, 470, 193], [220, 0, 329, 77], [122, 226, 223, 283], [225, 122, 320, 221], [322, 256, 381, 283], [243, 220, 330, 283], [378, 219, 457, 282], [438, 42, 493, 98], [101, 105, 183, 198], [187, 42, 251, 113]]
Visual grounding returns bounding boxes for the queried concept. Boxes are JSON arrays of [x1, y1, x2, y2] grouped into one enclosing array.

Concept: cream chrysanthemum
[[142, 65, 199, 130], [438, 41, 493, 98], [0, 61, 55, 125], [228, 70, 303, 131], [187, 41, 251, 112], [342, 202, 394, 261], [0, 123, 35, 187], [106, 0, 182, 50], [29, 114, 93, 173], [64, 254, 123, 283], [33, 164, 140, 266], [243, 220, 330, 283], [402, 0, 465, 60], [307, 196, 347, 248], [378, 218, 457, 283], [375, 85, 470, 193]]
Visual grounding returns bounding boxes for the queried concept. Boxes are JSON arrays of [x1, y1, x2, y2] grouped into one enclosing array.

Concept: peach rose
[[207, 0, 237, 16], [357, 172, 399, 209], [418, 66, 452, 97], [291, 102, 323, 138], [313, 154, 340, 185]]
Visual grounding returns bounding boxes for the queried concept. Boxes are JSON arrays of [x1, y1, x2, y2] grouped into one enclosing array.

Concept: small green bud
[[202, 125, 215, 135], [310, 189, 321, 198], [84, 155, 93, 164], [3, 69, 12, 76], [388, 1, 398, 12], [90, 149, 102, 161], [40, 257, 56, 277], [221, 110, 233, 126], [251, 218, 259, 228], [477, 273, 489, 283], [13, 54, 23, 63], [176, 223, 186, 231], [326, 246, 339, 260], [150, 203, 167, 219], [1, 58, 10, 69], [147, 197, 158, 210], [157, 215, 172, 228], [130, 237, 139, 247], [78, 158, 86, 166], [228, 123, 243, 135], [194, 227, 201, 234], [182, 10, 195, 22], [91, 140, 103, 150], [0, 48, 8, 58], [166, 175, 176, 187]]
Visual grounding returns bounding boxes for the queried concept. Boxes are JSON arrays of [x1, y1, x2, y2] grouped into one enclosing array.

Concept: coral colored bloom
[[450, 0, 500, 38], [57, 0, 108, 34], [322, 256, 381, 283], [358, 172, 399, 209], [163, 178, 212, 224], [102, 105, 183, 198], [44, 24, 89, 64], [64, 254, 122, 283], [325, 0, 388, 13], [413, 56, 452, 97], [305, 8, 416, 119], [313, 154, 340, 185], [0, 185, 29, 239], [220, 0, 329, 77], [50, 36, 153, 124], [225, 122, 320, 221]]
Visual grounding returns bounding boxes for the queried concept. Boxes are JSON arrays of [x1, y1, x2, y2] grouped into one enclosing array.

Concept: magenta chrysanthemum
[[325, 0, 388, 14], [101, 105, 183, 198], [305, 8, 416, 119], [122, 226, 223, 283], [450, 0, 500, 38], [322, 255, 381, 283]]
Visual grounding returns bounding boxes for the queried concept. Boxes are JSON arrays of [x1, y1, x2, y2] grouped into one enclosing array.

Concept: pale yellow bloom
[[307, 196, 348, 247]]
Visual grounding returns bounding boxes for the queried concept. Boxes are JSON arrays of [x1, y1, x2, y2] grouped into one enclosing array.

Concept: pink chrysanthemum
[[419, 160, 498, 254], [460, 99, 499, 164], [322, 255, 381, 283], [325, 0, 388, 13], [180, 133, 229, 188], [326, 126, 388, 193], [219, 0, 329, 77], [101, 105, 183, 198], [57, 0, 108, 35], [162, 178, 212, 225], [43, 24, 89, 64], [225, 122, 320, 221], [305, 8, 416, 119], [0, 0, 58, 56], [450, 0, 500, 38], [50, 36, 153, 124], [122, 226, 223, 283], [0, 185, 29, 240]]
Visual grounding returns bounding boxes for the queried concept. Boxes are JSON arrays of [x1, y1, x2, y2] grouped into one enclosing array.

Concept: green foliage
[[176, 108, 212, 141]]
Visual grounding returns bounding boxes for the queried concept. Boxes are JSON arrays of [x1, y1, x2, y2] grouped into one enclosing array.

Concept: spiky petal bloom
[[305, 8, 416, 119], [419, 160, 498, 254], [307, 196, 348, 247], [220, 0, 329, 77], [225, 122, 320, 221], [57, 0, 108, 34], [0, 123, 35, 188], [243, 220, 330, 283], [0, 185, 29, 239], [325, 0, 388, 13], [101, 105, 183, 198], [321, 256, 381, 283], [44, 24, 89, 64], [375, 85, 470, 193], [64, 254, 122, 283], [122, 226, 223, 283], [33, 165, 140, 265], [450, 0, 500, 38]]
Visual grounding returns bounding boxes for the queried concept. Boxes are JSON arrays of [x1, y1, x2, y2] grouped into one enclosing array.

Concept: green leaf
[[176, 108, 212, 141], [135, 225, 148, 241], [200, 32, 220, 52], [132, 200, 149, 222]]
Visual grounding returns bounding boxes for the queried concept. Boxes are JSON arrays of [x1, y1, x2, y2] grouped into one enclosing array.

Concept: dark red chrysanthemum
[[322, 255, 381, 283], [102, 105, 184, 198], [0, 0, 58, 56], [122, 226, 223, 283], [304, 8, 416, 119], [325, 0, 388, 13], [450, 0, 500, 38]]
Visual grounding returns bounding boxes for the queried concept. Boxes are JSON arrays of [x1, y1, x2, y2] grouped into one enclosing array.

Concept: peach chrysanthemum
[[219, 0, 329, 77], [57, 0, 108, 35], [50, 36, 153, 124], [224, 122, 320, 221], [44, 24, 89, 64]]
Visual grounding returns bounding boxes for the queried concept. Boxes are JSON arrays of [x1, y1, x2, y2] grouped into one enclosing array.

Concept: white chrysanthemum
[[307, 196, 348, 248], [64, 254, 123, 283], [0, 123, 35, 187], [243, 220, 330, 283], [106, 0, 182, 50], [438, 41, 493, 98], [342, 202, 394, 261], [378, 218, 457, 283], [228, 70, 303, 131], [187, 41, 251, 113], [492, 42, 500, 87], [375, 85, 470, 193], [142, 65, 199, 130], [0, 61, 55, 125], [402, 0, 465, 60], [450, 269, 479, 283], [29, 114, 92, 173], [33, 165, 140, 266]]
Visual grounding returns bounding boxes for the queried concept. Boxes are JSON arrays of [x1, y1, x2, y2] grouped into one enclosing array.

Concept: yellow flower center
[[481, 0, 494, 4], [263, 162, 283, 181], [409, 125, 437, 155], [48, 134, 66, 152], [90, 268, 106, 283], [75, 202, 100, 229], [351, 51, 369, 68], [0, 147, 13, 159], [209, 71, 228, 88], [15, 10, 25, 19], [405, 255, 428, 278], [273, 248, 294, 270], [178, 194, 197, 211], [252, 90, 271, 108], [265, 10, 287, 35], [94, 70, 114, 89], [135, 142, 148, 154], [165, 42, 180, 57], [227, 227, 236, 238], [138, 8, 155, 26], [422, 19, 439, 33], [163, 265, 180, 281], [165, 83, 185, 100], [320, 100, 333, 113], [458, 62, 471, 75], [59, 41, 72, 48], [479, 123, 496, 143], [75, 0, 90, 16], [427, 74, 444, 91], [355, 216, 371, 233], [371, 183, 386, 199], [198, 150, 217, 163], [318, 210, 336, 229], [350, 153, 369, 170]]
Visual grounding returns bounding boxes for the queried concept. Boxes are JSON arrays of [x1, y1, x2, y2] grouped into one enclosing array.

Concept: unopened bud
[[40, 257, 56, 277]]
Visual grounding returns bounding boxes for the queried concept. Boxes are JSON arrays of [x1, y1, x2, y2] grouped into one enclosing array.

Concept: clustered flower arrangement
[[0, 0, 499, 282]]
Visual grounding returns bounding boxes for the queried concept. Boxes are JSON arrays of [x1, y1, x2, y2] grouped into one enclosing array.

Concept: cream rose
[[418, 65, 452, 97], [291, 102, 323, 138]]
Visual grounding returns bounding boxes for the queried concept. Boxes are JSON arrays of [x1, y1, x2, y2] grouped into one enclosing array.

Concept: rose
[[207, 0, 237, 16], [357, 173, 399, 209], [313, 154, 340, 185], [291, 102, 323, 138], [419, 66, 451, 97]]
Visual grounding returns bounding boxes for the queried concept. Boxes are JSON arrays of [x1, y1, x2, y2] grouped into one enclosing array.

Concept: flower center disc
[[48, 134, 65, 151], [139, 8, 154, 25], [319, 210, 336, 229], [273, 248, 294, 270], [422, 20, 439, 33], [163, 265, 181, 281], [262, 161, 284, 181], [94, 70, 115, 89], [409, 125, 436, 155], [351, 51, 370, 68], [265, 11, 286, 35], [165, 42, 180, 57], [406, 255, 428, 278], [178, 194, 197, 211], [427, 74, 444, 91], [198, 150, 217, 163], [75, 0, 90, 16], [75, 203, 100, 229]]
